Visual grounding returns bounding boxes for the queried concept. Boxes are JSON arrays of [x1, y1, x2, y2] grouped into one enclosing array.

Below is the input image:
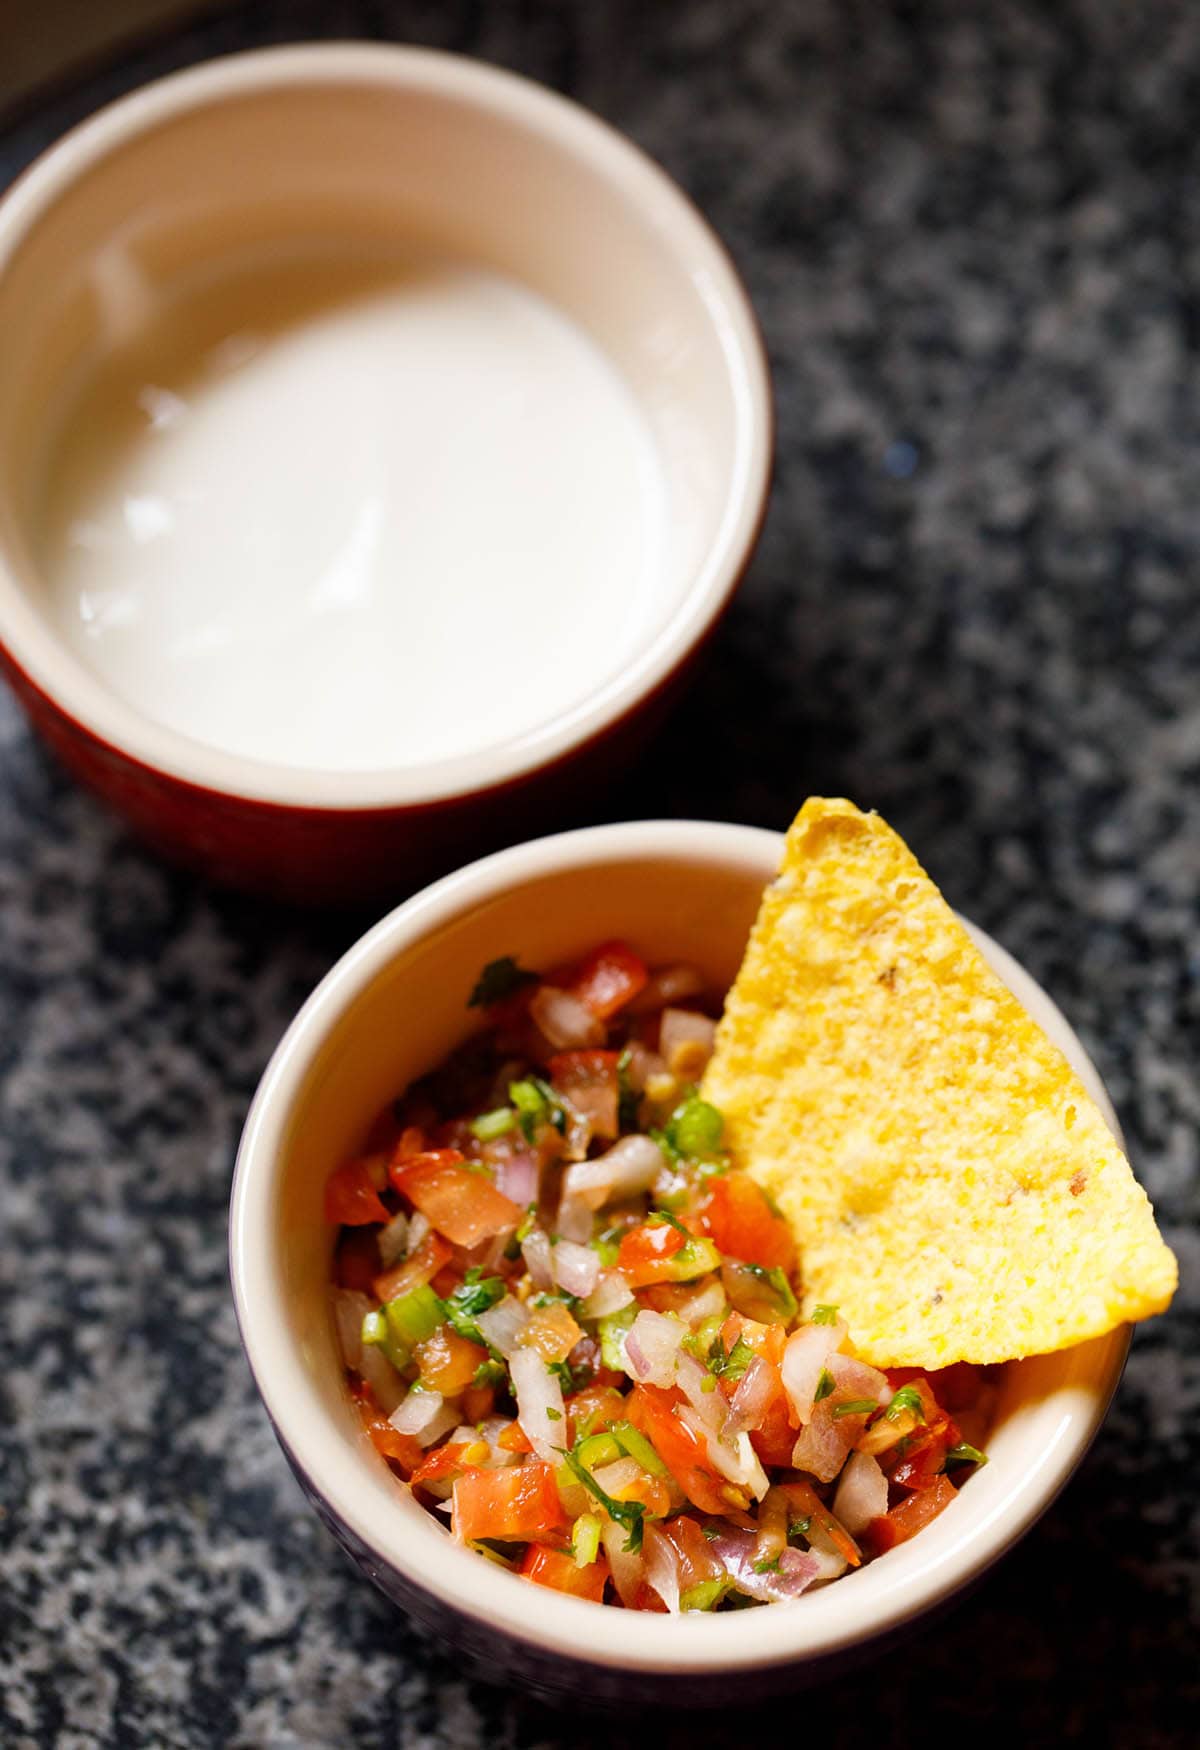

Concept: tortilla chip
[[702, 797, 1177, 1367]]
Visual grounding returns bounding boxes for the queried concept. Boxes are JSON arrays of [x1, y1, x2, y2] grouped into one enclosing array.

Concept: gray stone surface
[[0, 1, 1196, 1744]]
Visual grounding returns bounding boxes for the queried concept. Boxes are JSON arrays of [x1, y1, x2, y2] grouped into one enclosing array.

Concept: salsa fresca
[[326, 942, 993, 1610]]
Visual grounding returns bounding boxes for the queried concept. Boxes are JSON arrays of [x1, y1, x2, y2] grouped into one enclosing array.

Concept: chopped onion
[[476, 1295, 531, 1358], [599, 1515, 645, 1606], [529, 985, 605, 1050], [628, 964, 706, 1015], [562, 1135, 664, 1210], [331, 1288, 371, 1370], [725, 1355, 778, 1437], [555, 1192, 594, 1245], [641, 1523, 681, 1613], [828, 1352, 891, 1407], [781, 1320, 846, 1424], [624, 1310, 685, 1386], [389, 1388, 457, 1448], [791, 1402, 856, 1483], [675, 1355, 726, 1430], [407, 1210, 431, 1253], [494, 1150, 537, 1208], [521, 1228, 555, 1290], [356, 1341, 404, 1415], [580, 1271, 635, 1321], [591, 1457, 644, 1497], [552, 1239, 601, 1298], [377, 1211, 409, 1268], [510, 1347, 567, 1463], [832, 1451, 889, 1535], [805, 1540, 849, 1584], [708, 1527, 822, 1603], [672, 1275, 727, 1330], [659, 1008, 717, 1079]]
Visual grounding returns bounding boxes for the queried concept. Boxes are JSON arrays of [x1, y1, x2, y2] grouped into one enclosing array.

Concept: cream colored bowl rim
[[230, 820, 1129, 1677], [0, 44, 771, 811]]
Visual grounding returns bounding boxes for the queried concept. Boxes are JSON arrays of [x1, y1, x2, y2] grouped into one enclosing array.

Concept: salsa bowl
[[229, 820, 1129, 1702], [0, 47, 770, 902]]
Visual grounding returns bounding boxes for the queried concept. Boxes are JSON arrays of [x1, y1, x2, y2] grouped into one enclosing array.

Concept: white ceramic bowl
[[230, 821, 1128, 1701], [0, 46, 770, 901]]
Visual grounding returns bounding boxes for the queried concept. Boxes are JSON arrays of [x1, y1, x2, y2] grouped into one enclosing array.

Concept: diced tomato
[[497, 1421, 534, 1454], [866, 1474, 958, 1553], [658, 1514, 726, 1591], [564, 1384, 625, 1442], [719, 1311, 787, 1369], [546, 1050, 620, 1140], [462, 1384, 496, 1424], [414, 1325, 489, 1396], [409, 1442, 476, 1490], [889, 1434, 952, 1493], [625, 1385, 729, 1515], [395, 1126, 427, 1159], [372, 1230, 453, 1303], [702, 1174, 795, 1273], [617, 1222, 685, 1287], [520, 1544, 610, 1603], [349, 1381, 423, 1474], [631, 1581, 671, 1613], [747, 1377, 800, 1468], [389, 1150, 521, 1248], [324, 1160, 390, 1227], [610, 1471, 673, 1519], [566, 941, 650, 1019], [520, 1302, 582, 1364], [334, 1228, 380, 1293], [451, 1461, 568, 1544]]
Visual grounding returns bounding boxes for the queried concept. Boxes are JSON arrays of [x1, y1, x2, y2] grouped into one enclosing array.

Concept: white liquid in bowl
[[35, 248, 670, 773]]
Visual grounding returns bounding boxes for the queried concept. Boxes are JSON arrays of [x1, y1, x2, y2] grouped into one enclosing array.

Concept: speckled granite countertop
[[1, 2, 1196, 1744]]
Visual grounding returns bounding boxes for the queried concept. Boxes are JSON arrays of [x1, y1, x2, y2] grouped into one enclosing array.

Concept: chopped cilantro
[[886, 1383, 926, 1423], [813, 1369, 835, 1404], [549, 1357, 589, 1392], [561, 1448, 645, 1553], [707, 1334, 755, 1383], [647, 1207, 689, 1235], [787, 1515, 812, 1542], [945, 1442, 988, 1468], [810, 1303, 839, 1325], [468, 955, 538, 1008], [738, 1262, 799, 1321], [545, 1407, 562, 1422], [649, 1126, 680, 1167], [701, 1524, 721, 1541], [752, 1555, 782, 1575], [441, 1273, 506, 1345], [472, 1359, 507, 1389]]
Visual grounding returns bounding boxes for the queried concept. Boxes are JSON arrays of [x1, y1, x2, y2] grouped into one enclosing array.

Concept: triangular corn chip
[[703, 798, 1177, 1366]]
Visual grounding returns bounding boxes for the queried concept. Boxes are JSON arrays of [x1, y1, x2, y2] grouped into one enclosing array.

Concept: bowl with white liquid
[[0, 45, 770, 901]]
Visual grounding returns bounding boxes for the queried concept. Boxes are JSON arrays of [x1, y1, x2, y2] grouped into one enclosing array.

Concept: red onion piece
[[641, 1523, 682, 1613], [659, 1008, 717, 1077], [475, 1295, 530, 1358], [628, 964, 706, 1015], [390, 1388, 459, 1448], [725, 1354, 778, 1437], [377, 1211, 409, 1268], [356, 1342, 403, 1415], [828, 1352, 891, 1407], [600, 1516, 645, 1606], [494, 1149, 538, 1208], [625, 1311, 685, 1386], [791, 1401, 856, 1483], [781, 1320, 845, 1424], [708, 1528, 822, 1603]]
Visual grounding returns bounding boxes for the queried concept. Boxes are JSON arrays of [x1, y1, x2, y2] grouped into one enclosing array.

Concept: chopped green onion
[[886, 1383, 926, 1422], [647, 1206, 689, 1234], [468, 955, 538, 1008], [810, 1303, 839, 1325], [384, 1282, 444, 1354], [945, 1442, 988, 1468], [598, 1304, 636, 1371], [561, 1449, 645, 1553], [813, 1369, 835, 1404], [680, 1577, 730, 1612], [832, 1398, 879, 1419], [361, 1310, 388, 1348], [611, 1421, 668, 1476], [470, 1106, 517, 1141], [509, 1076, 567, 1141], [472, 1359, 507, 1389], [667, 1094, 724, 1158], [667, 1236, 722, 1281], [571, 1513, 602, 1569], [576, 1432, 621, 1471], [591, 1230, 621, 1268]]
